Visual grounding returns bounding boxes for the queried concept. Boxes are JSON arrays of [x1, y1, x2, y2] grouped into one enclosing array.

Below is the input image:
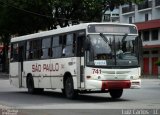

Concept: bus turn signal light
[[86, 76, 91, 79]]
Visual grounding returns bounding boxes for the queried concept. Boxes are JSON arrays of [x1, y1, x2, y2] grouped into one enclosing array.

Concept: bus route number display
[[88, 24, 137, 34]]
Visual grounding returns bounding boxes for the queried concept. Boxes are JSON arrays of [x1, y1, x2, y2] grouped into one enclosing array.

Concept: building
[[102, 0, 160, 77], [102, 7, 119, 22]]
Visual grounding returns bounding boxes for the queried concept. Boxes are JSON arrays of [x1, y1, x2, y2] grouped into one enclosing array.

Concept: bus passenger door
[[77, 31, 85, 88], [18, 42, 25, 87], [10, 42, 25, 88]]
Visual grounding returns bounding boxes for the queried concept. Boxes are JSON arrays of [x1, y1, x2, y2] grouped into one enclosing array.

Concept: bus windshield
[[86, 34, 139, 67]]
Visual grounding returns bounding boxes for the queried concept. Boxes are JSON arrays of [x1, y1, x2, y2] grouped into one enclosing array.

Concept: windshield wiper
[[99, 33, 109, 43]]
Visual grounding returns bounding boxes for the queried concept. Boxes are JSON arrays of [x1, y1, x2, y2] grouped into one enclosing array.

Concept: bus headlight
[[130, 76, 133, 79], [98, 76, 101, 79]]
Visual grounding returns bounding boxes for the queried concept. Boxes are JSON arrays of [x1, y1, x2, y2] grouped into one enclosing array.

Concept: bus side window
[[62, 35, 67, 57], [64, 33, 75, 57], [10, 44, 14, 61], [77, 32, 85, 57], [26, 41, 33, 60], [26, 40, 41, 60], [52, 36, 62, 58], [41, 37, 51, 59], [34, 40, 41, 59], [11, 43, 19, 62]]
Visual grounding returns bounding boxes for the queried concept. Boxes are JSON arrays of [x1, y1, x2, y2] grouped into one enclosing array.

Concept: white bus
[[10, 22, 141, 99]]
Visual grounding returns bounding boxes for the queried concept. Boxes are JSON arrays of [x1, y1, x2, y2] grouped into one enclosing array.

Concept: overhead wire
[[0, 0, 53, 18]]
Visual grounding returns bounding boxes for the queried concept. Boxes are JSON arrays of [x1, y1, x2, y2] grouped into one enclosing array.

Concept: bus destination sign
[[88, 24, 137, 34]]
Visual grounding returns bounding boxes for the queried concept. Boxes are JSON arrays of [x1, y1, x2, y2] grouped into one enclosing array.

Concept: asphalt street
[[0, 73, 160, 115]]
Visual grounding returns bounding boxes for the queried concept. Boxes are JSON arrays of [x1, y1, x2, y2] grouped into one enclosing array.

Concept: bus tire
[[27, 75, 44, 94], [109, 89, 123, 99], [34, 88, 44, 94], [27, 75, 35, 94], [61, 89, 65, 95], [64, 77, 77, 99]]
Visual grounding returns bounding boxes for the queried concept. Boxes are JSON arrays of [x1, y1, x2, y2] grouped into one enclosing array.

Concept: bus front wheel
[[109, 89, 123, 99], [64, 77, 77, 99]]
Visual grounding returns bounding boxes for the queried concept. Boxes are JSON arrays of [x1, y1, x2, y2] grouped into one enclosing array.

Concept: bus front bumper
[[102, 80, 131, 89], [86, 79, 141, 90], [130, 79, 141, 89]]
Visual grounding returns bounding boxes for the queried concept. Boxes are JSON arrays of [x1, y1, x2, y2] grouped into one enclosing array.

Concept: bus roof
[[11, 22, 137, 43]]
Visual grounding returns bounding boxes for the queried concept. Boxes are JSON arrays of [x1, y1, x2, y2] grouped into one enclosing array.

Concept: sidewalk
[[0, 72, 9, 79]]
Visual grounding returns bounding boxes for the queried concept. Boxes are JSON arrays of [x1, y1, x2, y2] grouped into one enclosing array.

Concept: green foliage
[[0, 0, 52, 36], [156, 60, 160, 66], [0, 0, 144, 36], [0, 0, 143, 72]]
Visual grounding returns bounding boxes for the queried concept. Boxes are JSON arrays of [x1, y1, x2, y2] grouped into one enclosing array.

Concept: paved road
[[0, 78, 160, 115]]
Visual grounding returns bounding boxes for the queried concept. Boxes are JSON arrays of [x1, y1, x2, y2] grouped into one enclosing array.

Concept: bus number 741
[[92, 69, 101, 74]]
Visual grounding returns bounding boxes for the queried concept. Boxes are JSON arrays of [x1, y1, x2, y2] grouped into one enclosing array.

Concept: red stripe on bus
[[102, 80, 131, 89]]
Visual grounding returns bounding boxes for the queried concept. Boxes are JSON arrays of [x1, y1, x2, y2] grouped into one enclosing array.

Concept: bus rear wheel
[[27, 76, 35, 94], [109, 89, 123, 99], [27, 75, 44, 94], [64, 77, 77, 99]]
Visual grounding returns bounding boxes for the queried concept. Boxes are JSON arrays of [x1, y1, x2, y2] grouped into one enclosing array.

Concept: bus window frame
[[10, 42, 19, 62], [10, 29, 86, 62], [41, 36, 52, 59], [10, 41, 26, 62]]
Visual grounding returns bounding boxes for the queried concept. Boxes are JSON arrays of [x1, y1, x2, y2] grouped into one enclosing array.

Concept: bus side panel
[[35, 60, 51, 88], [22, 75, 27, 88], [23, 60, 52, 89], [50, 57, 78, 89], [10, 62, 21, 88]]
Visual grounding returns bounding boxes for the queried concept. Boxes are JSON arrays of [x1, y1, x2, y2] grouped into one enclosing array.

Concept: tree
[[0, 0, 143, 72], [51, 0, 144, 27], [0, 0, 11, 72], [0, 0, 144, 33]]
